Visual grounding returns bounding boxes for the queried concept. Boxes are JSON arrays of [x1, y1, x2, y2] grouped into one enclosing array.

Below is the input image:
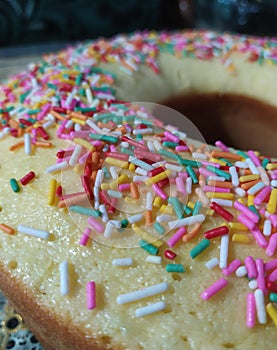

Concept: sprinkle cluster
[[0, 30, 277, 328]]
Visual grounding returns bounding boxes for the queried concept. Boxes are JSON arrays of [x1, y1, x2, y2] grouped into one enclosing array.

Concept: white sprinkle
[[248, 279, 258, 290], [246, 158, 259, 175], [109, 166, 118, 180], [211, 198, 233, 207], [235, 161, 249, 169], [236, 266, 247, 277], [85, 87, 93, 106], [99, 204, 109, 223], [65, 120, 74, 129], [229, 166, 239, 187], [192, 152, 207, 160], [133, 175, 148, 182], [195, 188, 210, 207], [86, 118, 104, 134], [133, 128, 153, 135], [74, 123, 81, 131], [107, 190, 122, 198], [117, 282, 168, 304], [208, 176, 226, 182], [59, 261, 69, 295], [135, 167, 148, 176], [257, 166, 270, 186], [271, 180, 277, 188], [95, 170, 104, 188], [127, 214, 143, 224], [219, 235, 229, 269], [145, 256, 162, 264], [17, 224, 49, 240], [153, 140, 162, 152], [205, 257, 219, 269], [109, 220, 121, 228], [103, 221, 114, 238], [24, 133, 31, 155], [69, 145, 82, 167], [121, 142, 129, 148], [147, 140, 156, 153], [146, 192, 153, 210], [263, 219, 272, 236], [129, 156, 154, 171], [168, 214, 205, 230], [165, 163, 182, 172], [156, 214, 173, 223], [247, 182, 265, 195], [46, 161, 68, 173], [254, 289, 267, 324], [112, 258, 133, 267], [135, 301, 166, 318], [234, 187, 246, 197], [186, 177, 192, 194]]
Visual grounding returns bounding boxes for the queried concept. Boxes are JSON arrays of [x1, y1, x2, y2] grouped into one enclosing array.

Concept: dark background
[[1, 0, 277, 48]]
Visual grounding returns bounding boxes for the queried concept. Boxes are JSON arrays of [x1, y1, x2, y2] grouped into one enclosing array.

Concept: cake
[[0, 30, 277, 350]]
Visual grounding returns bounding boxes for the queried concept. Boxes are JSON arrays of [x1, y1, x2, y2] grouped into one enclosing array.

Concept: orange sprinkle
[[0, 223, 15, 235], [211, 150, 242, 161], [8, 119, 19, 129], [241, 179, 260, 190], [35, 141, 53, 148], [208, 180, 233, 189], [97, 121, 113, 130], [130, 182, 140, 200], [182, 223, 202, 243], [58, 193, 88, 208], [92, 151, 100, 164], [50, 110, 67, 121], [145, 210, 153, 225], [69, 111, 88, 121], [9, 141, 24, 151], [91, 170, 97, 182]]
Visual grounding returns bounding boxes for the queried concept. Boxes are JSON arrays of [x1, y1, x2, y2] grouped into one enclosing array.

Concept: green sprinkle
[[262, 158, 270, 169], [89, 134, 119, 143], [187, 165, 198, 184], [69, 206, 101, 217], [190, 239, 210, 259], [154, 222, 165, 235], [10, 178, 20, 193], [166, 264, 185, 273], [177, 158, 200, 168], [136, 134, 143, 141], [192, 201, 202, 216], [219, 158, 233, 167], [269, 293, 277, 303], [47, 83, 58, 90], [103, 167, 110, 178], [236, 150, 248, 159], [75, 107, 96, 112], [139, 239, 158, 255], [121, 147, 134, 156], [79, 87, 86, 97], [75, 73, 83, 86], [158, 149, 179, 161], [20, 90, 31, 103], [206, 165, 231, 180], [184, 205, 192, 216], [168, 197, 184, 219], [248, 205, 260, 220], [121, 219, 129, 228], [163, 141, 178, 149], [27, 108, 41, 115]]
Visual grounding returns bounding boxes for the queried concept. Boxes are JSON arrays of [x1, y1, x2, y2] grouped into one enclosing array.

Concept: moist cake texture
[[0, 31, 277, 350]]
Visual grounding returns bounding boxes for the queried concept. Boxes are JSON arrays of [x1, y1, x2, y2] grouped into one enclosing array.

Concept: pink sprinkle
[[222, 259, 241, 276], [164, 131, 179, 143], [215, 140, 229, 152], [247, 150, 261, 166], [178, 171, 188, 179], [79, 151, 91, 165], [176, 177, 186, 196], [256, 259, 266, 293], [234, 201, 259, 223], [244, 256, 257, 279], [246, 293, 256, 328], [79, 227, 91, 246], [250, 226, 268, 249], [199, 167, 214, 178], [266, 233, 277, 257], [37, 103, 51, 121], [254, 186, 271, 206], [118, 183, 130, 191], [267, 268, 277, 283], [203, 185, 230, 193], [176, 145, 189, 152], [201, 161, 221, 168], [200, 277, 228, 300], [167, 227, 186, 248], [86, 281, 96, 310], [87, 217, 104, 233], [152, 183, 168, 200], [270, 214, 277, 227], [238, 214, 255, 230], [264, 259, 277, 272]]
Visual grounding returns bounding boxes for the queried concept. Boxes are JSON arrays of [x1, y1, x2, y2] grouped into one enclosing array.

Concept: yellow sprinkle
[[266, 303, 277, 327], [110, 174, 130, 190], [247, 194, 255, 206], [266, 163, 277, 170], [187, 201, 195, 210], [145, 170, 171, 186], [239, 174, 260, 183], [125, 197, 137, 204], [105, 157, 129, 169], [220, 222, 228, 227], [267, 188, 277, 214], [128, 163, 136, 172], [232, 233, 250, 244], [209, 157, 227, 166], [100, 183, 110, 190], [229, 222, 248, 231], [48, 179, 57, 206], [207, 209, 214, 216], [132, 224, 164, 248], [153, 197, 162, 208], [206, 192, 234, 200], [160, 205, 173, 215], [71, 118, 86, 126], [237, 197, 246, 205], [74, 138, 95, 151]]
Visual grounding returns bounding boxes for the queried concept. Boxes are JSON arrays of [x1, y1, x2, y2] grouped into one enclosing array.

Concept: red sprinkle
[[164, 249, 177, 260], [210, 201, 234, 222], [20, 171, 36, 185], [204, 226, 229, 239]]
